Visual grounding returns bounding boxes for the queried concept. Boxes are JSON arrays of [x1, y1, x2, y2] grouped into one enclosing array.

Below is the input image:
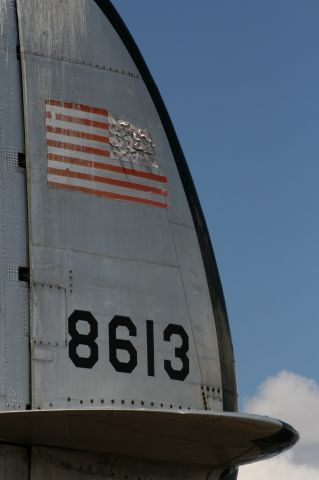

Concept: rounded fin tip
[[252, 419, 299, 462]]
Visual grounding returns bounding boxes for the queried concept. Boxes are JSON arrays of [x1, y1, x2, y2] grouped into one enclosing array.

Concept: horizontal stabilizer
[[0, 409, 298, 468]]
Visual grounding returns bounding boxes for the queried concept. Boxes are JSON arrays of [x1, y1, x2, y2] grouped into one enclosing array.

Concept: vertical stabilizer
[[16, 0, 236, 415]]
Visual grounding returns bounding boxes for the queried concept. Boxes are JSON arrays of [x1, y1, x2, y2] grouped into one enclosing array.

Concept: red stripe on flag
[[46, 99, 108, 117], [47, 167, 168, 197], [47, 125, 109, 144], [47, 154, 168, 184], [47, 140, 110, 157], [47, 181, 168, 209], [55, 113, 109, 130]]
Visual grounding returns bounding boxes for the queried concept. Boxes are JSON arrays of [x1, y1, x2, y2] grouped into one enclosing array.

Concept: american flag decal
[[45, 99, 168, 208]]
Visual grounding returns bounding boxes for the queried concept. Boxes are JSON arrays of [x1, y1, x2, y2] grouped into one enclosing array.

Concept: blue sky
[[111, 1, 319, 402]]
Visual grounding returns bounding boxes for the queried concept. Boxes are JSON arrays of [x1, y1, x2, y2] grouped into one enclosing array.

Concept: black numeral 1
[[146, 320, 155, 376]]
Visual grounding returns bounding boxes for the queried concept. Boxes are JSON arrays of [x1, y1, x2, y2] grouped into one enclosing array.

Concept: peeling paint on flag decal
[[45, 100, 168, 208]]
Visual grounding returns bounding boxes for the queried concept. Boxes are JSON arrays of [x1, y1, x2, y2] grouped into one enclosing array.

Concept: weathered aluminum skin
[[30, 447, 223, 480], [0, 444, 29, 479], [16, 0, 224, 412], [0, 3, 30, 476], [0, 0, 29, 412]]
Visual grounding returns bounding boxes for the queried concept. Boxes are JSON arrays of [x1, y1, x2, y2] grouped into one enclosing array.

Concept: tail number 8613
[[68, 310, 190, 381]]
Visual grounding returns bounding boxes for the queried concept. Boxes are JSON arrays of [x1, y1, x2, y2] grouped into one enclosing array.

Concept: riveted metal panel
[[31, 446, 218, 480], [169, 224, 223, 389], [0, 0, 30, 412], [16, 0, 230, 413], [33, 252, 203, 410], [0, 444, 29, 479], [32, 283, 67, 346]]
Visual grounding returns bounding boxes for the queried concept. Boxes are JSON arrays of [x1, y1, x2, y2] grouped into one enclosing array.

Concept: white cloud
[[238, 452, 319, 480], [238, 371, 319, 480]]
